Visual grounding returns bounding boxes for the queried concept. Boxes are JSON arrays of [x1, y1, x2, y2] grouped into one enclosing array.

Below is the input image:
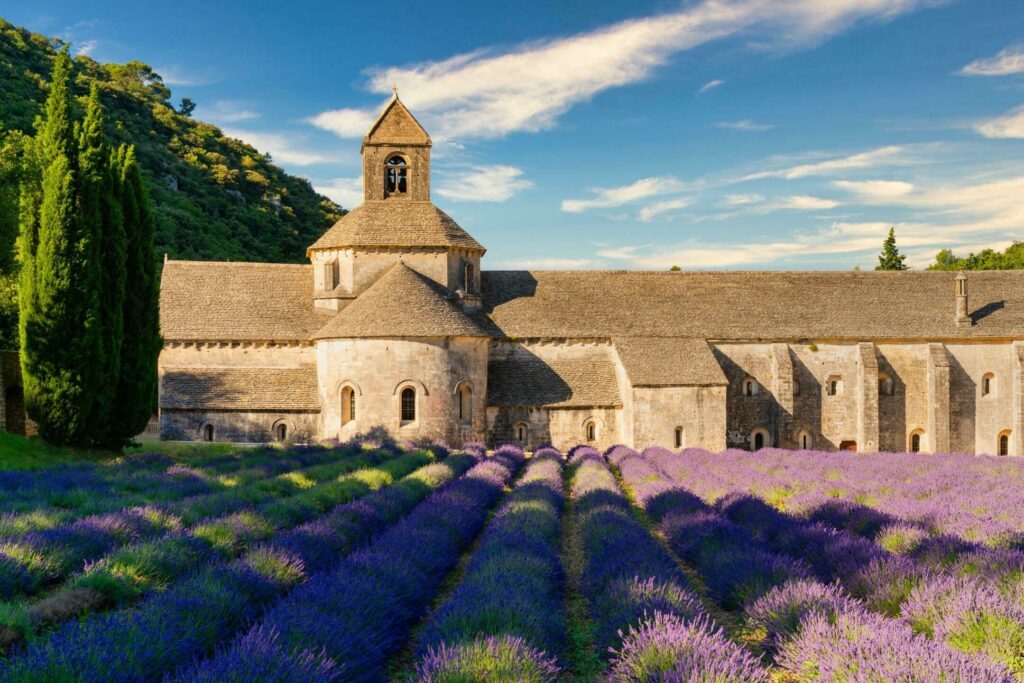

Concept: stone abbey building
[[158, 95, 1024, 456]]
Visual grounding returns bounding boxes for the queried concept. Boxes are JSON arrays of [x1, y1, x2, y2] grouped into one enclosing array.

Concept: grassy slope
[[0, 431, 241, 470]]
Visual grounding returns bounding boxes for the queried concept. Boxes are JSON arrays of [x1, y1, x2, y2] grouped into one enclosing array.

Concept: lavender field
[[1, 443, 1023, 681]]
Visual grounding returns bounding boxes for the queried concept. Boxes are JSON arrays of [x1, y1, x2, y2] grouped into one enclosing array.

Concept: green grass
[[0, 431, 118, 470]]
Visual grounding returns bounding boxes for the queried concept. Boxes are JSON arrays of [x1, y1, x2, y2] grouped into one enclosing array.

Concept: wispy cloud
[[833, 179, 915, 200], [562, 176, 687, 213], [157, 65, 216, 87], [74, 39, 98, 57], [715, 119, 774, 131], [499, 257, 598, 269], [313, 177, 363, 208], [961, 45, 1024, 77], [198, 100, 260, 123], [723, 193, 764, 205], [975, 105, 1024, 139], [698, 78, 725, 93], [310, 0, 930, 142], [222, 128, 335, 166], [740, 145, 909, 180], [637, 197, 694, 222], [436, 165, 533, 202]]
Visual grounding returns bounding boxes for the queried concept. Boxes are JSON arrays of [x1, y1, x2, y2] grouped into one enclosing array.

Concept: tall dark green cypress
[[18, 50, 104, 445], [79, 85, 126, 444], [110, 145, 160, 443]]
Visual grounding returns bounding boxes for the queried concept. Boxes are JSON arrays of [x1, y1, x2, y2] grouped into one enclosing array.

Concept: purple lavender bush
[[415, 634, 560, 683]]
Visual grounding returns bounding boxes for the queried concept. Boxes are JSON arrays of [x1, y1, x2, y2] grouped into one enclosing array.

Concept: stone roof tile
[[160, 261, 327, 342], [482, 270, 1024, 340], [313, 262, 489, 339], [308, 201, 484, 253], [487, 354, 622, 408], [614, 337, 727, 386], [160, 367, 319, 411]]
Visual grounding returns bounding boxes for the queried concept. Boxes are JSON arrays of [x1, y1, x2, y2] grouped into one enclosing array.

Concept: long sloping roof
[[308, 201, 484, 253], [161, 367, 319, 411], [160, 261, 327, 342], [487, 354, 622, 408], [481, 270, 1024, 340], [614, 337, 728, 386], [313, 262, 489, 339]]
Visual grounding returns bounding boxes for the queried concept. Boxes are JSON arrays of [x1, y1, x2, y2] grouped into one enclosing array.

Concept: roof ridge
[[165, 259, 310, 269]]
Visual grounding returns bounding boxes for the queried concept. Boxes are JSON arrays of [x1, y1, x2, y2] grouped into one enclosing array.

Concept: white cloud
[[198, 100, 260, 123], [715, 119, 774, 131], [833, 179, 915, 200], [313, 177, 363, 208], [561, 176, 686, 213], [500, 257, 598, 269], [156, 65, 218, 87], [74, 40, 98, 57], [435, 165, 533, 202], [740, 145, 909, 180], [961, 45, 1024, 77], [310, 0, 929, 142], [637, 197, 694, 222], [775, 195, 840, 210], [975, 106, 1024, 139], [698, 78, 725, 93], [723, 193, 764, 205], [222, 128, 334, 166]]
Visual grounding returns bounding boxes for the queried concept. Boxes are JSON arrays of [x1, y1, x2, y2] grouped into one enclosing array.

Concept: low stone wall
[[160, 410, 319, 443]]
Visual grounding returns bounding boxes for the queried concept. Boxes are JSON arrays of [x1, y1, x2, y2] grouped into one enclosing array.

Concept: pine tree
[[875, 227, 909, 271], [18, 50, 104, 445], [109, 145, 160, 444]]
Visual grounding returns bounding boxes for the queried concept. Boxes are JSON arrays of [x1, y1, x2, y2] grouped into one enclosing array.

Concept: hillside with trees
[[928, 242, 1024, 271], [0, 18, 344, 348]]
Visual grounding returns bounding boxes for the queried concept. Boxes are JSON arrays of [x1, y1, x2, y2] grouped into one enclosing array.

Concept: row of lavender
[[0, 443, 480, 679], [626, 445, 1024, 681], [660, 446, 1024, 547]]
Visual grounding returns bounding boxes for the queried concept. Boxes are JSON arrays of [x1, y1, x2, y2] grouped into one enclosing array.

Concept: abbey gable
[[157, 95, 1024, 456]]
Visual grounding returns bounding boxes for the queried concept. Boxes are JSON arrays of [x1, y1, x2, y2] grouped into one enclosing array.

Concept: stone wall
[[629, 385, 727, 451], [485, 405, 621, 452], [160, 410, 318, 443], [946, 342, 1017, 455], [316, 336, 488, 446]]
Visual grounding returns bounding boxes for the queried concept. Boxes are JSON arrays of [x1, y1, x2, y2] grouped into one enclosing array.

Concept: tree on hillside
[[875, 227, 909, 271], [18, 49, 105, 445], [110, 145, 161, 444], [178, 97, 196, 117], [928, 242, 1024, 270]]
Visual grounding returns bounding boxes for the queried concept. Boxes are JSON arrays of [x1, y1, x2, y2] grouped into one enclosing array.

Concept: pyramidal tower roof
[[313, 262, 489, 339], [363, 89, 431, 148], [308, 92, 484, 255]]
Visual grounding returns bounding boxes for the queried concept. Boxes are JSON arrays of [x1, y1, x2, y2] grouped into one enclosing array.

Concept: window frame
[[341, 386, 356, 426], [400, 386, 417, 424], [385, 155, 410, 196]]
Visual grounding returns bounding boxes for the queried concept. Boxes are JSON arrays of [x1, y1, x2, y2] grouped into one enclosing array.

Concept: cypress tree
[[18, 50, 104, 445], [79, 85, 126, 444], [875, 227, 909, 271], [110, 145, 160, 444]]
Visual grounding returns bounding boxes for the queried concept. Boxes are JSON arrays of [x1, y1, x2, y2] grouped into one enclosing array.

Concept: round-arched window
[[585, 419, 598, 442], [909, 429, 925, 453], [515, 422, 528, 446], [999, 430, 1011, 456], [674, 426, 684, 449], [385, 155, 408, 195], [400, 386, 416, 423], [750, 428, 770, 451], [457, 383, 473, 424], [202, 423, 214, 442], [341, 386, 356, 425], [275, 423, 287, 442]]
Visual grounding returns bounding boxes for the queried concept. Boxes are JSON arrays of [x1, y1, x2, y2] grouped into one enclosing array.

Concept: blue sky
[[7, 0, 1024, 269]]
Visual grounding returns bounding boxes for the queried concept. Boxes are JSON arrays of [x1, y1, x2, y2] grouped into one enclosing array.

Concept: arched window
[[275, 423, 287, 442], [400, 387, 416, 423], [385, 155, 408, 195], [827, 375, 842, 397], [879, 373, 894, 396], [674, 426, 684, 449], [999, 430, 1011, 457], [982, 373, 995, 398], [202, 423, 214, 442], [585, 419, 597, 442], [798, 430, 813, 450], [341, 386, 356, 425], [457, 383, 473, 423], [515, 422, 528, 446], [751, 428, 769, 451], [743, 378, 759, 397], [463, 262, 474, 294], [909, 430, 925, 453], [793, 380, 801, 397]]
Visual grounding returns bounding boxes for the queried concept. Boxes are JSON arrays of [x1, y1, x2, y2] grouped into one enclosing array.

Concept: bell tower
[[362, 89, 431, 202]]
